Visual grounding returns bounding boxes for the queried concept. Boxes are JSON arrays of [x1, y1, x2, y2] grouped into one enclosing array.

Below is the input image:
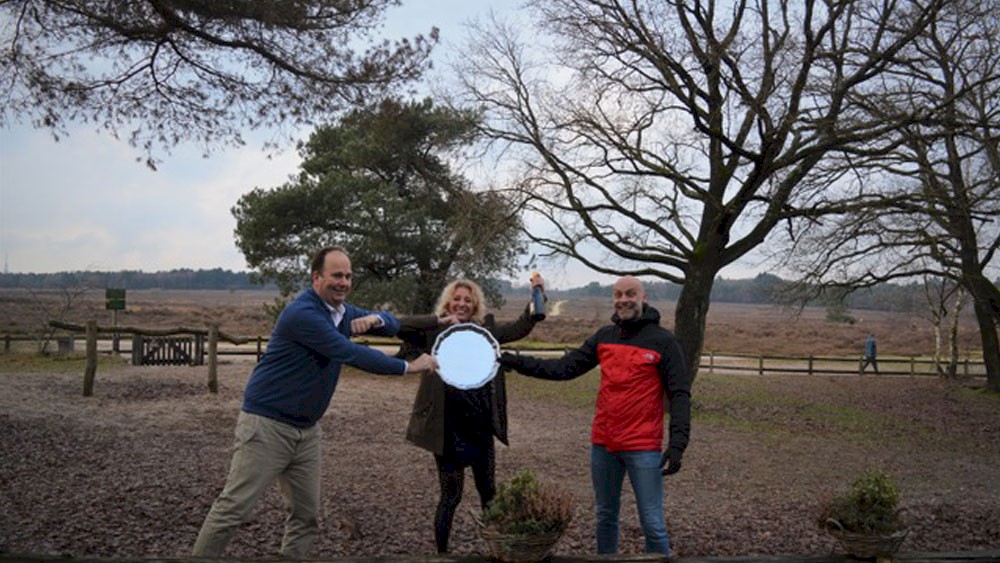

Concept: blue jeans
[[590, 444, 669, 555]]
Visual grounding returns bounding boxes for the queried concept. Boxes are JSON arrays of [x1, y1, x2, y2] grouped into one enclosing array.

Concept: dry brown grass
[[0, 288, 985, 359], [0, 288, 279, 337], [499, 296, 983, 358]]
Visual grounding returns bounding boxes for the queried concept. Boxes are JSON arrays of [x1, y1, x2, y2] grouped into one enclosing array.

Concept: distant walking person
[[861, 332, 879, 374], [192, 246, 437, 558]]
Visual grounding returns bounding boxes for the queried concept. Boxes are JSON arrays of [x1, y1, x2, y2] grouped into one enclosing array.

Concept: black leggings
[[433, 446, 496, 553]]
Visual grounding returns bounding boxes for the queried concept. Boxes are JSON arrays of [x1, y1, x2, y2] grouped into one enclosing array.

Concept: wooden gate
[[131, 334, 205, 366]]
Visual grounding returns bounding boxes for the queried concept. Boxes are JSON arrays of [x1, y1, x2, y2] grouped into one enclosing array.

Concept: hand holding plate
[[406, 353, 438, 375]]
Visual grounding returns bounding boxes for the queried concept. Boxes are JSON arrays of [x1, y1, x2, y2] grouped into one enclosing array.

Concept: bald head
[[612, 276, 646, 321]]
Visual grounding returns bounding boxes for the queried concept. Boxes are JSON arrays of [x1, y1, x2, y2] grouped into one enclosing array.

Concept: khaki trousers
[[192, 411, 322, 557]]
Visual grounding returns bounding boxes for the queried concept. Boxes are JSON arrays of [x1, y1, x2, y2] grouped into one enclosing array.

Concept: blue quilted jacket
[[242, 288, 405, 428]]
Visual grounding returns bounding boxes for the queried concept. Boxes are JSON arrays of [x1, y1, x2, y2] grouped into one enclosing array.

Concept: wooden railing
[[4, 327, 987, 399], [701, 351, 987, 377], [42, 321, 250, 396]]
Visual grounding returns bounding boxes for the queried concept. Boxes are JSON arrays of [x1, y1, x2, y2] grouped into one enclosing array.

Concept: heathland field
[[0, 287, 987, 358]]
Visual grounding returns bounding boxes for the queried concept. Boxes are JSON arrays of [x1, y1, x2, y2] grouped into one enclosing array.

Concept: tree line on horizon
[[0, 269, 270, 291], [2, 269, 981, 315]]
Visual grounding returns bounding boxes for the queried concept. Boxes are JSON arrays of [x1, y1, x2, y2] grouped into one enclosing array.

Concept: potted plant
[[818, 468, 909, 560], [474, 468, 574, 562]]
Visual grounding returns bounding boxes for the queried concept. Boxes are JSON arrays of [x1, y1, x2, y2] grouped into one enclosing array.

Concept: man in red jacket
[[500, 276, 691, 556]]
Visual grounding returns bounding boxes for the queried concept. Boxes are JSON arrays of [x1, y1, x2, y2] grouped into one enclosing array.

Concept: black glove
[[660, 448, 683, 476]]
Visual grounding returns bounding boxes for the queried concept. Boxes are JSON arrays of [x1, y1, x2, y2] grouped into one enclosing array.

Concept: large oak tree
[[456, 0, 947, 378], [232, 98, 524, 312]]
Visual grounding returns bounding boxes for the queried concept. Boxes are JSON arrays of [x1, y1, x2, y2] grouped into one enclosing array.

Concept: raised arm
[[491, 273, 546, 344], [491, 304, 539, 344]]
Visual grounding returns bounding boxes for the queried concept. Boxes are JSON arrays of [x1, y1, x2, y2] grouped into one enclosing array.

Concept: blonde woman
[[397, 277, 544, 553]]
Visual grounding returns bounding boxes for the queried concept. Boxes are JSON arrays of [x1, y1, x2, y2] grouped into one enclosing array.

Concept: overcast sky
[[0, 1, 764, 290]]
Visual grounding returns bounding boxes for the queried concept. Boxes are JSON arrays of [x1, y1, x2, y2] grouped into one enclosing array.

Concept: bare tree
[[26, 286, 89, 354], [921, 277, 967, 378], [455, 0, 946, 378], [0, 0, 437, 165], [783, 0, 1000, 389]]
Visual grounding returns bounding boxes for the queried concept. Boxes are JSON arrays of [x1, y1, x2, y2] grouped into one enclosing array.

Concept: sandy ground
[[1, 360, 998, 560]]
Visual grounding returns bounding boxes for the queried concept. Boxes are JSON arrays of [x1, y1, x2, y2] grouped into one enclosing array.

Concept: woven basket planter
[[476, 525, 564, 563], [473, 514, 566, 563], [825, 518, 909, 559]]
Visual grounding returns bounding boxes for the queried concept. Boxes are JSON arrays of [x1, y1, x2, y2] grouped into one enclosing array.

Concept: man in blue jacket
[[192, 246, 437, 557]]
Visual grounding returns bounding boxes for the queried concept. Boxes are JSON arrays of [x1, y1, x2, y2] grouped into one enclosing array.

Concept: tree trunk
[[673, 268, 717, 382], [83, 320, 97, 397], [947, 290, 964, 378], [932, 322, 944, 376], [972, 299, 1000, 391], [207, 324, 219, 394], [962, 272, 1000, 391]]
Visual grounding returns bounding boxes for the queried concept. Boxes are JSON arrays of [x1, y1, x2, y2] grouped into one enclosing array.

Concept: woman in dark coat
[[397, 277, 544, 553]]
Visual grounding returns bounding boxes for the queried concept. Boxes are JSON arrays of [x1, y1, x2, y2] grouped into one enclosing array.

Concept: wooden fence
[[130, 334, 205, 366], [4, 327, 988, 398], [41, 321, 249, 396], [477, 347, 988, 378], [701, 351, 987, 377]]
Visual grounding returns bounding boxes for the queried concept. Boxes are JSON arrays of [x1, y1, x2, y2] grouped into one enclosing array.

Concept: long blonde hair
[[434, 279, 486, 324]]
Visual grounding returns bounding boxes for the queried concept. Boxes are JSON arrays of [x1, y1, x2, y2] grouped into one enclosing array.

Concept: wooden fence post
[[758, 356, 764, 375], [193, 333, 205, 366], [256, 335, 263, 362], [808, 355, 814, 376], [4, 334, 9, 353], [709, 351, 714, 375], [910, 356, 916, 376], [207, 324, 219, 394], [83, 320, 97, 397], [131, 334, 142, 365]]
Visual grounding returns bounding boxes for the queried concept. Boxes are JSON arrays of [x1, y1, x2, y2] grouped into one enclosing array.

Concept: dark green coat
[[399, 305, 538, 456]]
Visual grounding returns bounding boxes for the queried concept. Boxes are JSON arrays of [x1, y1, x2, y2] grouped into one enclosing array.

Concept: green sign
[[106, 288, 126, 310]]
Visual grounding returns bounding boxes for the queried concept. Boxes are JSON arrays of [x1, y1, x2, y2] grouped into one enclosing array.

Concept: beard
[[616, 304, 640, 320]]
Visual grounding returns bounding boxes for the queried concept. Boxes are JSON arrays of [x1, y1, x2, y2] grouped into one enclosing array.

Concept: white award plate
[[432, 323, 501, 390]]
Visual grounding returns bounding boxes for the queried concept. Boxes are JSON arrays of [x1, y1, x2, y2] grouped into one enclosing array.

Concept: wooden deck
[[1, 550, 998, 563]]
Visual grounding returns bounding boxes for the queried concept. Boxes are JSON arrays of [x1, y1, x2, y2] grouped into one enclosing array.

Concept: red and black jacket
[[503, 304, 690, 454]]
